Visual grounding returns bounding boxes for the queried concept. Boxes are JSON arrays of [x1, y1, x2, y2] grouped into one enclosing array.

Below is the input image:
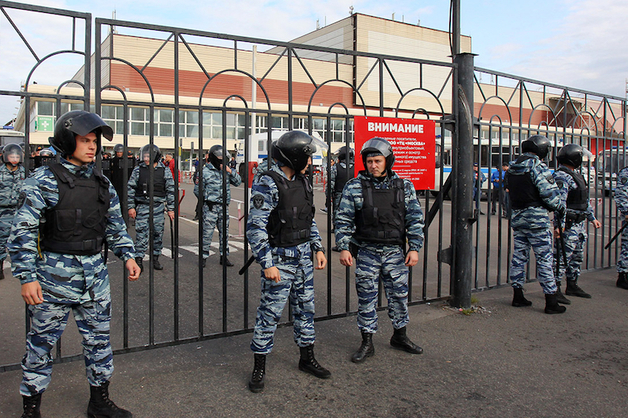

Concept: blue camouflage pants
[[554, 221, 586, 283], [134, 202, 165, 258], [202, 203, 229, 258], [510, 227, 557, 294], [0, 207, 17, 262], [21, 297, 113, 395], [355, 246, 409, 333], [251, 251, 316, 354], [618, 222, 628, 273]]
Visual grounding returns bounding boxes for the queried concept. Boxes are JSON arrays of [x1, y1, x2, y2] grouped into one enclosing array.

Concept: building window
[[131, 107, 149, 136], [179, 110, 199, 139], [102, 105, 125, 135], [37, 101, 54, 116], [155, 108, 173, 137]]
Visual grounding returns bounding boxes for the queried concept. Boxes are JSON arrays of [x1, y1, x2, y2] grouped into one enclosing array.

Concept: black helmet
[[360, 137, 395, 172], [1, 143, 23, 165], [209, 144, 224, 170], [272, 131, 317, 172], [139, 144, 162, 164], [337, 146, 354, 162], [521, 135, 551, 159], [50, 110, 113, 157], [113, 144, 124, 154], [557, 143, 585, 168]]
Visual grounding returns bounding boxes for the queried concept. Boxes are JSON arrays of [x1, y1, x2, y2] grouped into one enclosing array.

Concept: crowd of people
[[1, 111, 627, 417]]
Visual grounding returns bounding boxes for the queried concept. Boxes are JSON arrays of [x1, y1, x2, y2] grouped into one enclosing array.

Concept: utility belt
[[204, 201, 224, 211], [565, 210, 587, 230], [41, 236, 104, 256]]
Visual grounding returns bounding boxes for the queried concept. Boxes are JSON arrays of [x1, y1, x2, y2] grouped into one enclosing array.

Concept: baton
[[169, 215, 174, 259], [239, 255, 256, 275], [555, 215, 569, 273], [605, 221, 628, 249]]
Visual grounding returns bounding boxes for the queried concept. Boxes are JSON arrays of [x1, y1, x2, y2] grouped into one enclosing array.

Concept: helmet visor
[[66, 112, 114, 141]]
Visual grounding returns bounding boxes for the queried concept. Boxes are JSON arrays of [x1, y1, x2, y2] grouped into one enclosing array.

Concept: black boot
[[220, 256, 234, 267], [87, 381, 132, 418], [0, 260, 4, 280], [153, 256, 163, 270], [565, 280, 591, 298], [298, 345, 331, 379], [555, 282, 571, 305], [351, 332, 375, 363], [135, 257, 143, 274], [512, 287, 532, 307], [390, 327, 423, 354], [617, 272, 628, 290], [21, 393, 42, 418], [248, 353, 266, 393], [544, 293, 567, 314]]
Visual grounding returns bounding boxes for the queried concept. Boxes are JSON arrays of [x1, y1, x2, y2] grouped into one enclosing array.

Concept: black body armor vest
[[506, 155, 545, 210], [334, 163, 354, 194], [558, 167, 588, 211], [136, 165, 166, 198], [354, 177, 406, 245], [265, 171, 314, 247], [40, 163, 110, 255]]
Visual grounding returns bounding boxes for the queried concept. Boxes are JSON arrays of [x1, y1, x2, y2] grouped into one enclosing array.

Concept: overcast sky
[[1, 0, 627, 124]]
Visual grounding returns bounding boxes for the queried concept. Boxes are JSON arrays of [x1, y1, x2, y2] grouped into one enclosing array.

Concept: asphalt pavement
[[1, 267, 626, 418]]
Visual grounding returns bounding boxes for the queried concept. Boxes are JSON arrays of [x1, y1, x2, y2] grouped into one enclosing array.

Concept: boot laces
[[96, 386, 120, 411]]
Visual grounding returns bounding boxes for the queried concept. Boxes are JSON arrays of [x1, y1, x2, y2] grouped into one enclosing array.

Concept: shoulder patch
[[546, 174, 555, 184], [622, 177, 628, 185], [252, 194, 264, 209]]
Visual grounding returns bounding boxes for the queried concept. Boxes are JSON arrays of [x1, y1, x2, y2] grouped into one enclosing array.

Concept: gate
[[1, 1, 625, 372]]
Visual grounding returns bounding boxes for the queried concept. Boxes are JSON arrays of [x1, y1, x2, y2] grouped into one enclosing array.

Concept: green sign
[[36, 116, 55, 132]]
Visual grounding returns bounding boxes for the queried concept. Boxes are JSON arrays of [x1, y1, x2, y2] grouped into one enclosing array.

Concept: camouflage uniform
[[614, 167, 628, 273], [334, 171, 424, 333], [0, 163, 26, 262], [194, 163, 241, 259], [247, 165, 324, 354], [127, 161, 175, 258], [507, 153, 564, 294], [553, 165, 597, 284], [7, 159, 136, 396]]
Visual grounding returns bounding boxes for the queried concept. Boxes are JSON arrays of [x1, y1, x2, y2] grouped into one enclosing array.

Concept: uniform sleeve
[[404, 179, 424, 252], [105, 183, 136, 261], [164, 167, 176, 211], [552, 170, 570, 227], [532, 163, 564, 213], [7, 174, 49, 284], [246, 175, 278, 269], [334, 179, 359, 251], [229, 168, 242, 187], [127, 167, 139, 210], [614, 168, 628, 215]]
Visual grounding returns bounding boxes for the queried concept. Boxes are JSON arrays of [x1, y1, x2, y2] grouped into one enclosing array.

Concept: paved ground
[[1, 268, 626, 417]]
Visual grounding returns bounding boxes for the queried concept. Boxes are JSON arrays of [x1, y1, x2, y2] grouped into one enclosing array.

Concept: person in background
[[0, 143, 26, 280]]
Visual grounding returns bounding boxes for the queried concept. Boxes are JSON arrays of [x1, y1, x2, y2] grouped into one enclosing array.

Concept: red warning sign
[[354, 116, 436, 190]]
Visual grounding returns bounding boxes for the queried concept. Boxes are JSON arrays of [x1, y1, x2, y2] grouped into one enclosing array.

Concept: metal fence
[[1, 0, 626, 372]]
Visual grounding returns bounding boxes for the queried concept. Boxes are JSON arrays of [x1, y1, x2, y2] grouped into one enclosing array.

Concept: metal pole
[[450, 53, 475, 309], [450, 0, 474, 308]]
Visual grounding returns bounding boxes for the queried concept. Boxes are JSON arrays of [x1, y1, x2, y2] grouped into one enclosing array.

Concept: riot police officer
[[0, 143, 26, 280], [327, 146, 354, 251], [612, 166, 628, 290], [127, 144, 175, 272], [8, 110, 140, 418], [335, 137, 425, 363], [246, 131, 330, 393], [505, 135, 566, 314], [553, 144, 601, 303], [194, 144, 241, 267]]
